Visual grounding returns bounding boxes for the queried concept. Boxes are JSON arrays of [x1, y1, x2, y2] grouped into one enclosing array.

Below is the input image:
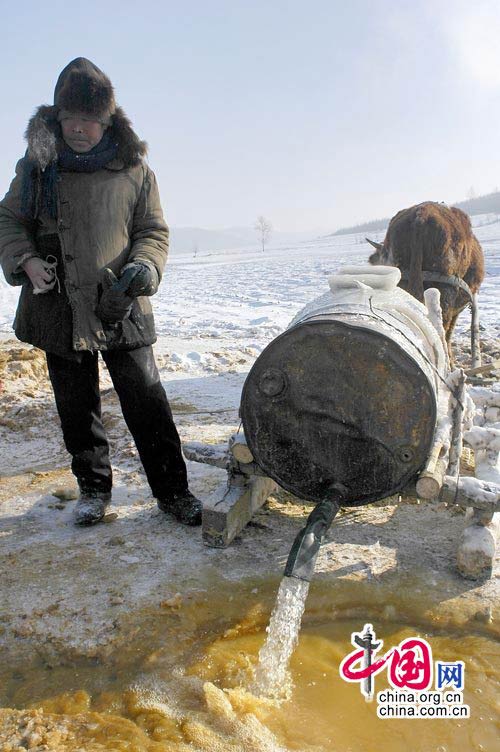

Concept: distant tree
[[467, 185, 477, 200], [193, 243, 199, 258], [255, 215, 273, 252]]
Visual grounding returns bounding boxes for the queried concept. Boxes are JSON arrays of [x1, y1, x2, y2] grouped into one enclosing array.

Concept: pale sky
[[1, 0, 499, 232]]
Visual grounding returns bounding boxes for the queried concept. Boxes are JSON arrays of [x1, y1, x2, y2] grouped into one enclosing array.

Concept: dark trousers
[[45, 346, 188, 498]]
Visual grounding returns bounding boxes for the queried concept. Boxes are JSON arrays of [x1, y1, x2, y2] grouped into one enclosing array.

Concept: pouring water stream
[[252, 495, 342, 698]]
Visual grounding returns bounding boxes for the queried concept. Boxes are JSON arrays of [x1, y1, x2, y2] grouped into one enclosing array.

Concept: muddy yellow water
[[1, 581, 498, 752]]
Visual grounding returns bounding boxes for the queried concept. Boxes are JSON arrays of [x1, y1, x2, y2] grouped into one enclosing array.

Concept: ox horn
[[365, 238, 384, 250]]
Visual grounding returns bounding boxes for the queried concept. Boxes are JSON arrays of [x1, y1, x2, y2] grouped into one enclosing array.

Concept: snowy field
[[126, 215, 500, 351], [0, 216, 498, 478], [2, 214, 499, 359]]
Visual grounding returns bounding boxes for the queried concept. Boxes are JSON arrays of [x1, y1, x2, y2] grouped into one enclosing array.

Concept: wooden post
[[457, 508, 500, 579], [202, 476, 277, 547], [455, 384, 500, 577], [416, 441, 446, 499], [424, 287, 450, 371], [184, 435, 276, 547], [447, 370, 467, 478]]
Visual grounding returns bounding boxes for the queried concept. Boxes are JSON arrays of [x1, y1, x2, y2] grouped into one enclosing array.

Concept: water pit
[[1, 577, 498, 752]]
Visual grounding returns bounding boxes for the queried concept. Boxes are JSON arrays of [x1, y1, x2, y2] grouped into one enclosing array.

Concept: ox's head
[[366, 237, 386, 265]]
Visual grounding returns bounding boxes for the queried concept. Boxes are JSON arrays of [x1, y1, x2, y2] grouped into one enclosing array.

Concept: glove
[[96, 268, 134, 324], [119, 261, 159, 297]]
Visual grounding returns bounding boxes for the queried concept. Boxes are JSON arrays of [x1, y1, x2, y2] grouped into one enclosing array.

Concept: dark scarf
[[21, 131, 119, 220]]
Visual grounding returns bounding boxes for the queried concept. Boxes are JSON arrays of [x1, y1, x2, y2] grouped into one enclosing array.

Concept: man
[[0, 58, 202, 527]]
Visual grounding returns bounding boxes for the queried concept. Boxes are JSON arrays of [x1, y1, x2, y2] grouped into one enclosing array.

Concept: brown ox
[[366, 201, 484, 364]]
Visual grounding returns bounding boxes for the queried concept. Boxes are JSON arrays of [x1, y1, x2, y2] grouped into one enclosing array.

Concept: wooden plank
[[465, 359, 500, 376], [183, 441, 228, 469]]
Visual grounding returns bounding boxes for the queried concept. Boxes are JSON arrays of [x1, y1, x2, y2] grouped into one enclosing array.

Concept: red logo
[[340, 624, 433, 701]]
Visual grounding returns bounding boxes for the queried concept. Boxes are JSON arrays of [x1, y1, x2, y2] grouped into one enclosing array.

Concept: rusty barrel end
[[240, 318, 436, 506]]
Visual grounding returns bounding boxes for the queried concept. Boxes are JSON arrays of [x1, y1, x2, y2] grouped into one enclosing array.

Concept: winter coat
[[0, 108, 169, 356]]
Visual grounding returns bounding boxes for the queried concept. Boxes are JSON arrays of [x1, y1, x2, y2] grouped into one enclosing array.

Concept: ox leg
[[444, 311, 460, 368], [471, 292, 482, 368], [445, 326, 456, 368]]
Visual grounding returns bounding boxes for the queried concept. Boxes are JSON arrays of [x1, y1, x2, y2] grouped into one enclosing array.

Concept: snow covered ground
[[2, 213, 499, 355], [133, 213, 500, 345], [0, 217, 498, 478]]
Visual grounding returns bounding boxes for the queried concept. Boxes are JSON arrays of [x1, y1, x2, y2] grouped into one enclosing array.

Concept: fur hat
[[54, 57, 116, 124]]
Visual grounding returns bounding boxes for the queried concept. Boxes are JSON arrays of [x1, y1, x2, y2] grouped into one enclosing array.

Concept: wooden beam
[[202, 476, 277, 548], [229, 433, 254, 464], [182, 441, 228, 469], [465, 359, 500, 377]]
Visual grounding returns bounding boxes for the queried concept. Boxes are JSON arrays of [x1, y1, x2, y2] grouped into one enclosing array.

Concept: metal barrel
[[240, 267, 442, 507]]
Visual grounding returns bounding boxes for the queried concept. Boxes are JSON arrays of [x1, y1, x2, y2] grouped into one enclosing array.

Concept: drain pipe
[[284, 485, 345, 582]]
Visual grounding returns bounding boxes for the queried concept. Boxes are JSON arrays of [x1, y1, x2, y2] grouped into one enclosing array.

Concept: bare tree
[[255, 215, 273, 252]]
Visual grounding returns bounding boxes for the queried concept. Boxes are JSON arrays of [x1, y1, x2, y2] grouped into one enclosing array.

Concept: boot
[[74, 491, 112, 526], [157, 490, 202, 526]]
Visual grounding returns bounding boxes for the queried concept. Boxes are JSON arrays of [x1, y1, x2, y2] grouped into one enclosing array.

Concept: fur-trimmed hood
[[24, 58, 147, 170], [25, 105, 147, 170]]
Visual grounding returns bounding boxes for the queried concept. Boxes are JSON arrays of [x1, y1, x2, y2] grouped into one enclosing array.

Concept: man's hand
[[23, 257, 56, 294], [119, 261, 159, 297], [95, 268, 134, 324]]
